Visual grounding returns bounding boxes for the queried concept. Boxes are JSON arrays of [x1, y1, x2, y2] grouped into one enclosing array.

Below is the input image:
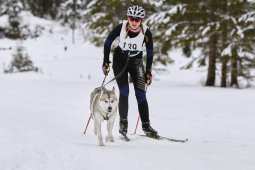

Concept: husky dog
[[90, 86, 118, 146]]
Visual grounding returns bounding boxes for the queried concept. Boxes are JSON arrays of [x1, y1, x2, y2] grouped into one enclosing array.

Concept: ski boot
[[119, 119, 130, 141], [142, 122, 159, 139]]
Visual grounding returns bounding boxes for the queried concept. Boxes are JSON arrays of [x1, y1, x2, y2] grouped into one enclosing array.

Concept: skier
[[102, 5, 158, 139]]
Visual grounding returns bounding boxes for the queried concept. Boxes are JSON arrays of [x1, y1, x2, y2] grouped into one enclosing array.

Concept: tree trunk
[[205, 33, 217, 86], [221, 55, 228, 87], [72, 28, 75, 44], [220, 1, 228, 88], [72, 0, 76, 44], [230, 47, 239, 88]]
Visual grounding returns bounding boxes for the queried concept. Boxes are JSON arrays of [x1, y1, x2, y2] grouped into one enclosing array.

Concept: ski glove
[[146, 71, 152, 85], [102, 61, 110, 75]]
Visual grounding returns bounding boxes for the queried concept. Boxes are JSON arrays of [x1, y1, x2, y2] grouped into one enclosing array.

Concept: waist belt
[[122, 50, 141, 57]]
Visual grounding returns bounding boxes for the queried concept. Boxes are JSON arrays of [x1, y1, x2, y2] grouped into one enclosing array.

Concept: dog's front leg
[[95, 120, 104, 146], [106, 115, 116, 142], [94, 119, 97, 135]]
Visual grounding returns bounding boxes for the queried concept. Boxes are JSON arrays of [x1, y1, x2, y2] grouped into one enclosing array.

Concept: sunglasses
[[128, 17, 142, 23]]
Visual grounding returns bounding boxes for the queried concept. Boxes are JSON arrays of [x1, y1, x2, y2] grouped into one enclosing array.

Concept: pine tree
[[0, 0, 6, 37], [84, 0, 129, 46], [25, 0, 63, 19], [59, 0, 83, 44], [220, 1, 228, 87], [220, 0, 255, 87], [146, 0, 220, 85], [4, 43, 39, 73], [5, 0, 23, 39], [147, 0, 255, 87], [145, 0, 184, 65]]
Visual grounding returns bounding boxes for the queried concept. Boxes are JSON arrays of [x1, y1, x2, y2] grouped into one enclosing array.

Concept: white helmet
[[127, 5, 145, 19]]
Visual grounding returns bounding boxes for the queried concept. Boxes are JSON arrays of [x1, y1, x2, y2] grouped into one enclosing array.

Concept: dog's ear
[[112, 86, 115, 92]]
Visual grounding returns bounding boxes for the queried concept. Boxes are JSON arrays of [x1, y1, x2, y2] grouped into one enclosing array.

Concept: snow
[[145, 0, 163, 7], [221, 44, 232, 56], [165, 23, 178, 36], [201, 26, 210, 36], [1, 15, 255, 170], [0, 14, 8, 27]]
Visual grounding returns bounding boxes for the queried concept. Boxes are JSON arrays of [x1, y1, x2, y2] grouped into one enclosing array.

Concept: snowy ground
[[0, 18, 255, 170]]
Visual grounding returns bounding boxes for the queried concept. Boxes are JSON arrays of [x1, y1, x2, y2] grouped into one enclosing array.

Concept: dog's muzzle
[[107, 106, 112, 112]]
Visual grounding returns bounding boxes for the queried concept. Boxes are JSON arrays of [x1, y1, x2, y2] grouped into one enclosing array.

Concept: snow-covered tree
[[25, 0, 63, 19], [147, 0, 255, 88], [4, 0, 23, 39], [84, 0, 130, 46], [58, 0, 83, 44], [4, 43, 39, 73]]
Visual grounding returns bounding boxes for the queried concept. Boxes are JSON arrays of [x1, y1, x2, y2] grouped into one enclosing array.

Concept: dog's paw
[[110, 137, 114, 142], [98, 142, 105, 146], [106, 136, 114, 142], [105, 136, 110, 142]]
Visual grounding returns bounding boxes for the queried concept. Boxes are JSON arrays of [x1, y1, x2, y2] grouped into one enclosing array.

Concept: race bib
[[119, 20, 148, 52]]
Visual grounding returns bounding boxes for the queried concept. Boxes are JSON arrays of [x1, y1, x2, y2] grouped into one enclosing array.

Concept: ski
[[138, 134, 188, 143], [120, 133, 130, 141], [158, 136, 188, 143]]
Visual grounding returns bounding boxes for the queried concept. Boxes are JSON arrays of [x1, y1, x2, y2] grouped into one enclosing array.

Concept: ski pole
[[83, 115, 92, 135], [131, 114, 140, 135]]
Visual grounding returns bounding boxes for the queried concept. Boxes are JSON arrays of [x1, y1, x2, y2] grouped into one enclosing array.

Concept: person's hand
[[146, 71, 152, 85], [102, 61, 110, 75]]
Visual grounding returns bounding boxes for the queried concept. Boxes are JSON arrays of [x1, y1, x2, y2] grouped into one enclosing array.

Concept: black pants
[[112, 47, 150, 124]]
